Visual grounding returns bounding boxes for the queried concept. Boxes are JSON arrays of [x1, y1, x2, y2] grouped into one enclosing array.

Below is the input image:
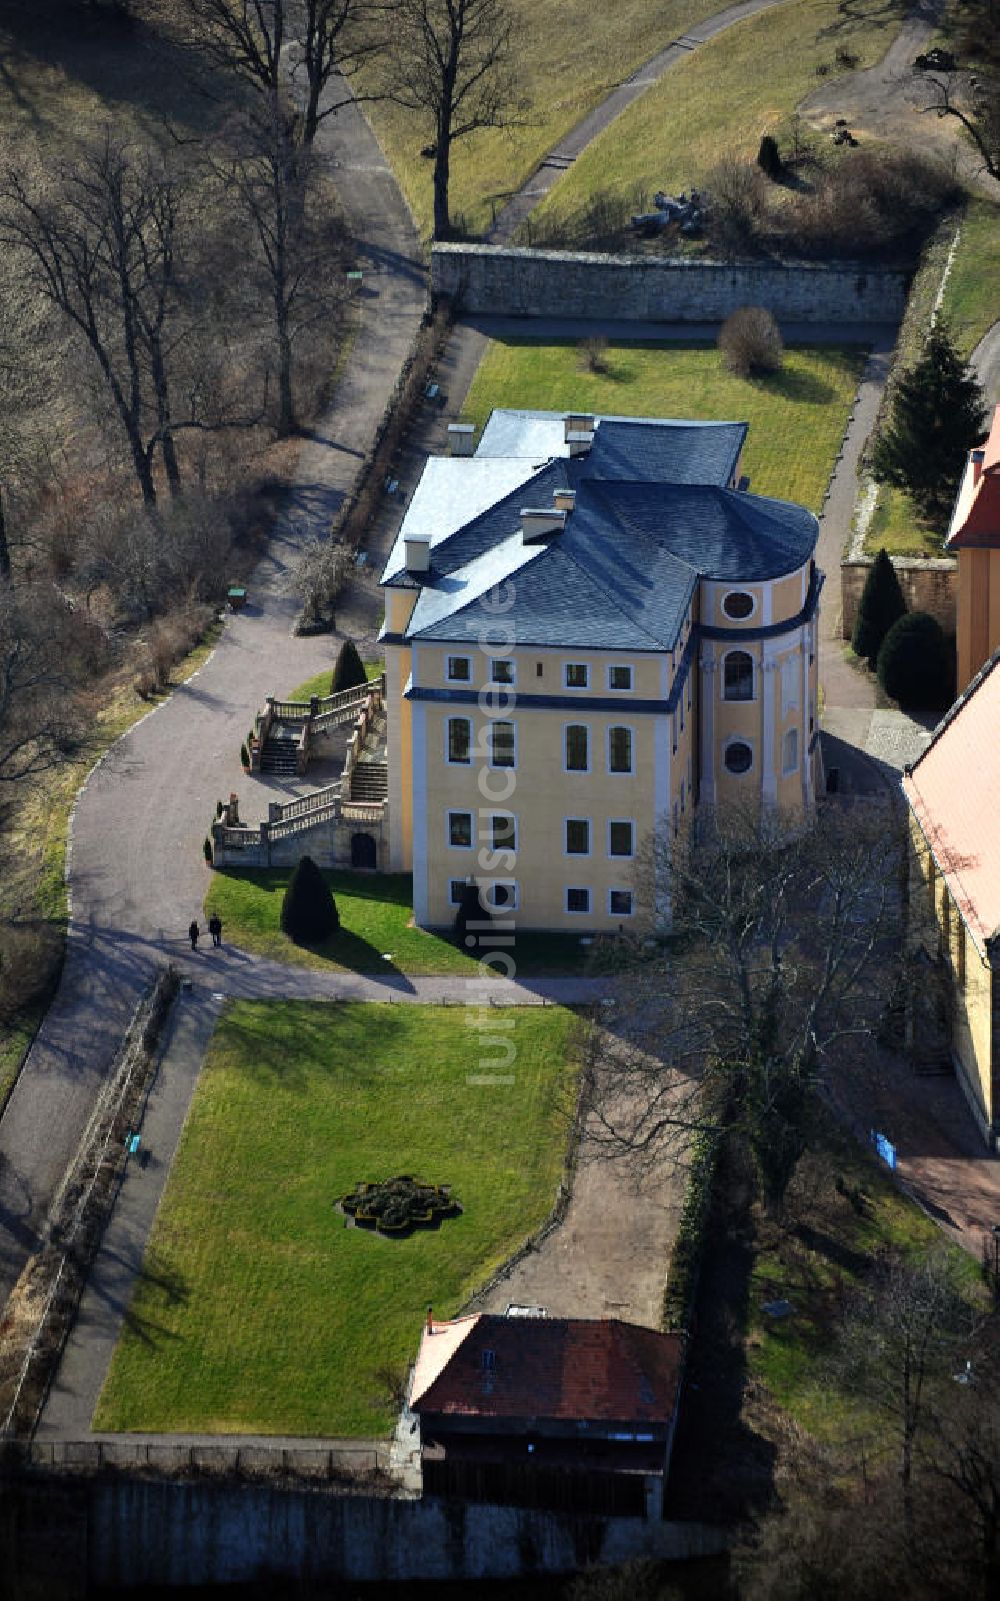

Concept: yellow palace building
[[379, 409, 822, 931]]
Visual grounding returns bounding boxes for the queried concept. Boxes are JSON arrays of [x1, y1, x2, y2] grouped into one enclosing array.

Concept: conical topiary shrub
[[852, 547, 906, 668], [332, 639, 368, 693], [281, 855, 340, 943], [876, 610, 952, 710]]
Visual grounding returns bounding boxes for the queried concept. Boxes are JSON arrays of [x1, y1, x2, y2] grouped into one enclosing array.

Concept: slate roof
[[902, 646, 1000, 954], [410, 1314, 684, 1425], [382, 410, 818, 650], [475, 408, 746, 483]]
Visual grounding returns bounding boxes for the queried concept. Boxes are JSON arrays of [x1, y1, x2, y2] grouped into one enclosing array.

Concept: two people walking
[[188, 914, 223, 950]]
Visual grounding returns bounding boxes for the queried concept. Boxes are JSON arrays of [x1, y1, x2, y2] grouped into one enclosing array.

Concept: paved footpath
[[0, 80, 427, 1310]]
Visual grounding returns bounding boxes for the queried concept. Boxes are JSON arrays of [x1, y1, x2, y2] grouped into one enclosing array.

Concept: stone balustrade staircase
[[350, 760, 388, 802], [260, 732, 300, 776]]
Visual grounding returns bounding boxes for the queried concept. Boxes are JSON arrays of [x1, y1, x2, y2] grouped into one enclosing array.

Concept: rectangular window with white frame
[[565, 724, 589, 772], [566, 886, 590, 914], [608, 725, 633, 774], [564, 663, 589, 689], [609, 889, 634, 918], [565, 818, 590, 855], [608, 819, 635, 858], [489, 720, 516, 768], [447, 655, 471, 682], [490, 658, 515, 685], [608, 664, 633, 692], [447, 810, 473, 848], [447, 717, 471, 764], [489, 814, 517, 852], [486, 880, 518, 912]]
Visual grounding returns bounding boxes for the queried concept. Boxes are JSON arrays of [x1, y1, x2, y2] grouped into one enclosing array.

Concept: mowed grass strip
[[360, 0, 739, 239], [94, 1002, 577, 1436], [205, 868, 593, 976], [940, 198, 1000, 359], [462, 338, 868, 510], [528, 0, 906, 236]]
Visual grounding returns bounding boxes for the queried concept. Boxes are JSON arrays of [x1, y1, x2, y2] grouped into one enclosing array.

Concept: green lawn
[[527, 0, 906, 240], [939, 197, 1000, 358], [285, 661, 383, 703], [361, 0, 738, 240], [206, 868, 595, 976], [94, 1001, 577, 1435], [747, 1123, 983, 1444], [463, 338, 868, 510], [862, 484, 946, 559]]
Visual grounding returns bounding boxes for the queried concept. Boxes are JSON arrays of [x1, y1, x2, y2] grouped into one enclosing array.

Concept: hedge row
[[662, 1128, 719, 1333]]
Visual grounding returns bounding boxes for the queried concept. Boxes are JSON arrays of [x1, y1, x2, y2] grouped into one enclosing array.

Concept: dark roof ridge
[[904, 644, 1000, 776]]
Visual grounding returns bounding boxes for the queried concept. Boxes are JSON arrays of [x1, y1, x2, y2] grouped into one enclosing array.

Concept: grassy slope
[[528, 0, 906, 235], [462, 338, 868, 511], [361, 0, 741, 240], [205, 868, 593, 975], [747, 1122, 983, 1444], [95, 1001, 576, 1435], [285, 661, 383, 702]]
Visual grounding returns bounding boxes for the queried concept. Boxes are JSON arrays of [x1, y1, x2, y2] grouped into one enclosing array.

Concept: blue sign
[[871, 1129, 896, 1170]]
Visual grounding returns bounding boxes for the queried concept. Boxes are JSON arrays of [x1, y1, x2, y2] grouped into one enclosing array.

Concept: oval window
[[723, 591, 754, 620], [724, 741, 753, 775]]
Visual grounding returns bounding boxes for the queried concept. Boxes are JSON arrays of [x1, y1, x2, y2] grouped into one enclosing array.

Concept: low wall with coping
[[431, 244, 908, 325], [840, 556, 957, 641]]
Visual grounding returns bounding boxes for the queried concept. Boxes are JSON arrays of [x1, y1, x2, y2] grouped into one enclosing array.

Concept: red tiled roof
[[902, 648, 1000, 953], [410, 1315, 684, 1424], [947, 405, 1000, 550]]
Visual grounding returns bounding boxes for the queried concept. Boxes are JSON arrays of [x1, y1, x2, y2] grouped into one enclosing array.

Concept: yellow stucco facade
[[908, 814, 999, 1145], [955, 546, 1000, 694]]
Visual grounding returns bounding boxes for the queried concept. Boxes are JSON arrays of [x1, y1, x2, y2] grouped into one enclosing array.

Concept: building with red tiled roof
[[947, 403, 1000, 692], [902, 648, 1000, 1147], [408, 1311, 685, 1518]]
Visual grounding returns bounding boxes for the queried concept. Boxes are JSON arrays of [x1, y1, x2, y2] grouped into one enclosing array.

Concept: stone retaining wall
[[840, 556, 957, 641], [432, 244, 907, 325]]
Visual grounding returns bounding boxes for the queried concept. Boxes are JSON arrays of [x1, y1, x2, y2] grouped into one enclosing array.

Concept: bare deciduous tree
[[293, 535, 352, 627], [581, 803, 905, 1210], [0, 584, 94, 785], [917, 65, 1000, 181], [185, 0, 390, 143], [388, 0, 522, 238], [0, 136, 187, 506]]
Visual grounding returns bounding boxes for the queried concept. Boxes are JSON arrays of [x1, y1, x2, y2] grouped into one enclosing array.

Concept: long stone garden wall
[[840, 556, 957, 641], [431, 244, 908, 325]]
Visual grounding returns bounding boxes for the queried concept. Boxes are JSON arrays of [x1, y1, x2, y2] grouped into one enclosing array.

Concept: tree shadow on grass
[[289, 927, 412, 984], [115, 1249, 190, 1351], [753, 365, 837, 406]]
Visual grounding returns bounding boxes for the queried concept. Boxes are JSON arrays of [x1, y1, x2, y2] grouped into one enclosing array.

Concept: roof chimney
[[520, 507, 567, 543], [972, 448, 985, 486], [404, 534, 431, 574], [565, 414, 595, 457], [426, 1303, 434, 1334], [553, 488, 576, 513], [448, 423, 476, 457]]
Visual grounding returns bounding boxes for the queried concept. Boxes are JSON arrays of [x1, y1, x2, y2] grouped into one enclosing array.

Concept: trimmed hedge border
[[662, 1129, 719, 1333]]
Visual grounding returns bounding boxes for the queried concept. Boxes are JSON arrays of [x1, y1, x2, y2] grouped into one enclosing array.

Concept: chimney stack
[[520, 507, 567, 542], [553, 488, 576, 513], [404, 534, 431, 574], [448, 423, 476, 457], [564, 414, 595, 457], [972, 448, 985, 486], [426, 1304, 434, 1334]]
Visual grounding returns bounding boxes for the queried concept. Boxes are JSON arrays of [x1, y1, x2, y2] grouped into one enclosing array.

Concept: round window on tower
[[723, 591, 755, 620], [724, 741, 753, 775]]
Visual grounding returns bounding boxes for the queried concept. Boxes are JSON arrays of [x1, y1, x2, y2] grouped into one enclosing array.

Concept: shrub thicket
[[718, 306, 784, 377], [852, 548, 906, 667], [877, 611, 953, 709], [280, 855, 340, 943]]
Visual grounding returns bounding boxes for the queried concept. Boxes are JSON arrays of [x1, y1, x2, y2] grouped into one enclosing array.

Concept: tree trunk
[[433, 119, 452, 239], [0, 485, 10, 583]]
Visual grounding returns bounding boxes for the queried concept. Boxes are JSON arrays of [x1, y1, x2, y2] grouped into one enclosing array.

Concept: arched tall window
[[723, 651, 754, 702]]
